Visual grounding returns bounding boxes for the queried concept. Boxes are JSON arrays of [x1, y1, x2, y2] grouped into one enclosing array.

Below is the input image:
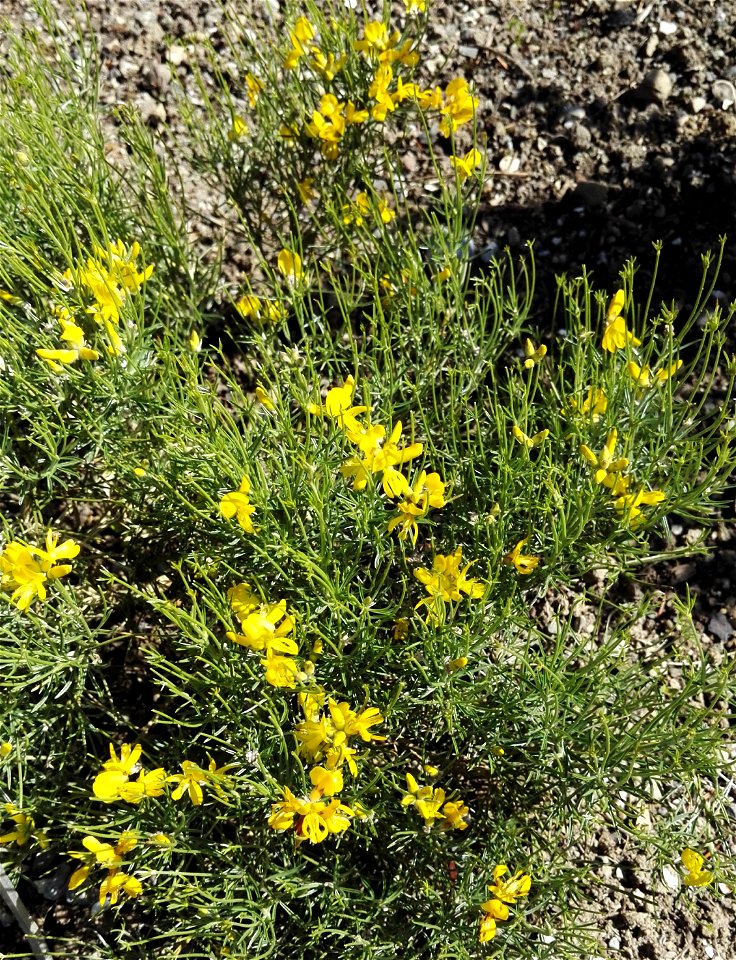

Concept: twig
[[0, 861, 51, 960]]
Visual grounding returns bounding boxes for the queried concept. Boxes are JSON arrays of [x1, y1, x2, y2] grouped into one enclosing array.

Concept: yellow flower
[[36, 315, 100, 372], [681, 848, 714, 886], [268, 785, 354, 844], [512, 425, 549, 449], [579, 429, 629, 487], [404, 0, 427, 13], [284, 16, 314, 70], [487, 864, 532, 903], [328, 699, 386, 743], [563, 386, 607, 422], [227, 598, 297, 656], [92, 742, 165, 804], [255, 384, 275, 410], [277, 248, 303, 283], [387, 470, 446, 544], [655, 359, 683, 382], [393, 617, 409, 641], [613, 487, 665, 526], [450, 148, 483, 181], [602, 289, 641, 352], [309, 48, 346, 81], [235, 294, 262, 320], [523, 338, 547, 368], [0, 742, 11, 758], [628, 359, 683, 387], [447, 656, 468, 672], [187, 330, 202, 352], [308, 375, 368, 433], [341, 421, 423, 494], [415, 547, 484, 618], [401, 774, 448, 826], [219, 476, 256, 533], [98, 870, 142, 907], [439, 78, 478, 137], [478, 898, 510, 942], [117, 768, 167, 804], [440, 800, 470, 830], [0, 530, 79, 611], [168, 760, 211, 806], [245, 72, 263, 107], [228, 115, 248, 141], [228, 581, 260, 620], [0, 804, 34, 846], [504, 538, 540, 575], [261, 653, 301, 688]]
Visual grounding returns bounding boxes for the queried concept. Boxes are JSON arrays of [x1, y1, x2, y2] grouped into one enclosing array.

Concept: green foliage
[[0, 2, 733, 959]]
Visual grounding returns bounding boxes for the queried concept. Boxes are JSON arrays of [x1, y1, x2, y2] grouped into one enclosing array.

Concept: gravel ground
[[0, 1, 734, 958]]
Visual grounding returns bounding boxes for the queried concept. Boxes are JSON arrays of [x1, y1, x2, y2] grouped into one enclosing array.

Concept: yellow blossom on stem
[[580, 429, 629, 486], [439, 78, 478, 137], [261, 653, 302, 688], [563, 386, 608, 421], [504, 538, 540, 575], [245, 72, 263, 107], [341, 420, 423, 494], [387, 470, 446, 544], [512, 425, 549, 449], [602, 289, 641, 352], [284, 16, 314, 69], [227, 598, 297, 656], [487, 864, 532, 903], [255, 384, 275, 410], [98, 870, 143, 907], [277, 248, 303, 284], [228, 115, 248, 141], [308, 375, 368, 433], [613, 487, 665, 526], [681, 848, 714, 886], [450, 148, 483, 181], [219, 476, 256, 533], [414, 547, 484, 621], [523, 338, 547, 368], [168, 760, 211, 806], [0, 804, 34, 846], [0, 530, 79, 611], [478, 898, 510, 942], [36, 314, 100, 372]]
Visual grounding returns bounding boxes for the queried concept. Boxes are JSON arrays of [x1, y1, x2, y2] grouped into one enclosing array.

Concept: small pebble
[[608, 935, 621, 950], [637, 68, 673, 103], [691, 96, 707, 113], [662, 864, 680, 891], [712, 79, 736, 109], [659, 20, 678, 35], [498, 155, 520, 173], [704, 944, 714, 959]]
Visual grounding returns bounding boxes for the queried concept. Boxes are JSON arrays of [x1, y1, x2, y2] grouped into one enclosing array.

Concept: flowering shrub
[[0, 3, 733, 959]]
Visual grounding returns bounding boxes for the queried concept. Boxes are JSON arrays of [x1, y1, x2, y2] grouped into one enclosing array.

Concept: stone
[[637, 69, 673, 103], [573, 180, 609, 207]]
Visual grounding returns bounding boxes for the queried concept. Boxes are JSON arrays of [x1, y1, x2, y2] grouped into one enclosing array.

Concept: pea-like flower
[[0, 530, 80, 611], [219, 475, 256, 533], [602, 289, 641, 352], [504, 538, 540, 575]]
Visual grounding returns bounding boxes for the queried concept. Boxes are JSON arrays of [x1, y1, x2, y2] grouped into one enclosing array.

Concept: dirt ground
[[0, 0, 734, 958]]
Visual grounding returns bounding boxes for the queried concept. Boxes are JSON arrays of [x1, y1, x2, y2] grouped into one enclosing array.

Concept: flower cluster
[[414, 546, 484, 622], [59, 238, 153, 356], [479, 864, 532, 942], [0, 803, 48, 849], [341, 191, 395, 227], [36, 305, 100, 372], [68, 831, 143, 907], [270, 692, 384, 845], [401, 772, 469, 831], [0, 529, 79, 611], [580, 427, 665, 526], [226, 582, 311, 689], [91, 741, 231, 807]]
